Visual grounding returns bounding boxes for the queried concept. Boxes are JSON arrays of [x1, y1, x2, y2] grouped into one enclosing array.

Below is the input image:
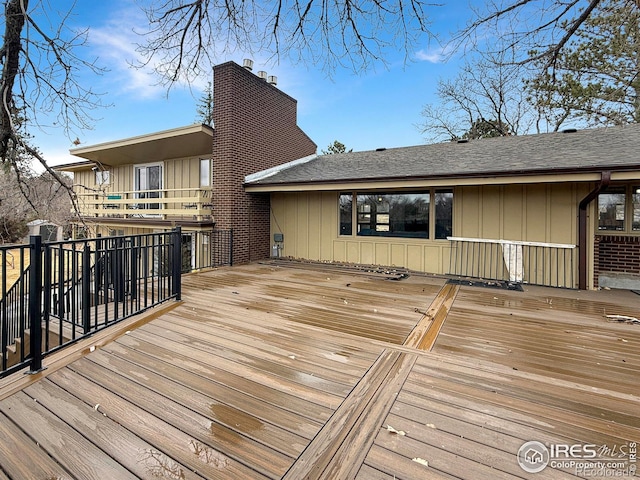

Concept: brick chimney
[[211, 61, 317, 264]]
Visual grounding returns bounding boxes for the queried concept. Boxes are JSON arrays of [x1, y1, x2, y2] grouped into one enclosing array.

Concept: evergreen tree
[[322, 140, 352, 154], [527, 0, 640, 128], [195, 81, 213, 126]]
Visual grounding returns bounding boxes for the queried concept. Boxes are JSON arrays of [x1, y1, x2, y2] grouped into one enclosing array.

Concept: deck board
[[0, 263, 639, 479], [0, 391, 138, 480]]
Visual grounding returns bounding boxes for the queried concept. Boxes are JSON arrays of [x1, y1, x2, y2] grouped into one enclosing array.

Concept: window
[[599, 187, 627, 231], [633, 187, 640, 231], [435, 190, 453, 239], [356, 193, 430, 238], [597, 185, 640, 233], [339, 193, 352, 235], [340, 190, 454, 239], [95, 170, 110, 185], [134, 163, 163, 211], [200, 158, 211, 187]]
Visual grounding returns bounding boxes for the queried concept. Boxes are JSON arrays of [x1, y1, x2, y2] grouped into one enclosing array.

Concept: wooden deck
[[0, 263, 638, 479]]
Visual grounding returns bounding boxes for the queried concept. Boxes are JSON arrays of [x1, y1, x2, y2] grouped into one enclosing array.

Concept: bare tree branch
[[134, 0, 437, 85]]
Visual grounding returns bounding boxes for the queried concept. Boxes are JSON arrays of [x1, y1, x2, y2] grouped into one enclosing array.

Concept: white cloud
[[415, 47, 447, 63], [87, 12, 167, 99]]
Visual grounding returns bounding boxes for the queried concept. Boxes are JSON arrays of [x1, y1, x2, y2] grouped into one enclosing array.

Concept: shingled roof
[[245, 124, 640, 186]]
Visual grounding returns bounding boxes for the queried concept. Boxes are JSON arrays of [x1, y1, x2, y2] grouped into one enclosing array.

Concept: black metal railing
[[211, 229, 233, 268], [1, 245, 30, 370], [0, 228, 183, 378], [447, 237, 577, 288], [180, 229, 233, 272]]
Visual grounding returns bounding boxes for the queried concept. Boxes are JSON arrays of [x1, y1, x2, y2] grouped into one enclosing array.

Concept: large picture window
[[339, 190, 453, 239], [356, 193, 430, 238]]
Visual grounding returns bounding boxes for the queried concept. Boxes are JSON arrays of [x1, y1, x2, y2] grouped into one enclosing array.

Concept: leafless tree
[[0, 165, 72, 243], [0, 0, 105, 218], [134, 0, 436, 86], [419, 50, 536, 142], [452, 0, 638, 71]]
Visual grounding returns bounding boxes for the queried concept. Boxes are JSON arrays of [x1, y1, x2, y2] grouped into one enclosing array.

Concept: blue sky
[[32, 1, 478, 166]]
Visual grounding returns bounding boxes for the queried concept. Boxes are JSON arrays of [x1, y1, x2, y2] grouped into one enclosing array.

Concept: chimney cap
[[257, 70, 268, 80], [242, 59, 254, 71], [267, 75, 278, 86]]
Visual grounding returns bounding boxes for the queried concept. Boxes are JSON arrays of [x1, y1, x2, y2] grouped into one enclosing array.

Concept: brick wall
[[594, 235, 640, 287], [211, 61, 317, 264]]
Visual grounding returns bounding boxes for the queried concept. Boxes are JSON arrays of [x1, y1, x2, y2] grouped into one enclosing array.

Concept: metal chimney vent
[[257, 71, 268, 80], [267, 75, 278, 86], [242, 59, 254, 71]]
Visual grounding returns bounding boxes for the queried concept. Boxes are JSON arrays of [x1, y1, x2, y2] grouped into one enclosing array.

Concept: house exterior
[[57, 61, 316, 269], [244, 124, 640, 290]]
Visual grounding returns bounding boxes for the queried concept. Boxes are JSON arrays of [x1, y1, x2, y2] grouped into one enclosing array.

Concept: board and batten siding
[[74, 156, 203, 193], [270, 182, 595, 283], [270, 191, 450, 273], [456, 183, 590, 244]]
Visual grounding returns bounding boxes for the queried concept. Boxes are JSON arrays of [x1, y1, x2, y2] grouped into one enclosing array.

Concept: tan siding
[[271, 185, 591, 280], [480, 185, 499, 238], [458, 184, 580, 244], [375, 242, 389, 266], [297, 197, 310, 259], [524, 184, 547, 242], [458, 186, 480, 238], [320, 194, 335, 261], [502, 185, 524, 240]]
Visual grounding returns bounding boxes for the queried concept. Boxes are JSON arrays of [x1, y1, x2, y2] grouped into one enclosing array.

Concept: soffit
[[69, 124, 214, 167]]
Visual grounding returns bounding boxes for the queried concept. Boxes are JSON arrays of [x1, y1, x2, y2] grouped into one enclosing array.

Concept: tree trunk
[[1, 0, 28, 160]]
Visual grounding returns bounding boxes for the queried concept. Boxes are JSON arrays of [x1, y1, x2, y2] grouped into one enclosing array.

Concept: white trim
[[133, 161, 164, 191], [244, 154, 318, 183], [447, 236, 576, 249]]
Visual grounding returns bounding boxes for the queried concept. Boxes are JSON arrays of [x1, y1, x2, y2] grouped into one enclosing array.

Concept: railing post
[[172, 227, 182, 301], [82, 242, 91, 333], [28, 235, 44, 374], [115, 237, 125, 303], [130, 236, 138, 301]]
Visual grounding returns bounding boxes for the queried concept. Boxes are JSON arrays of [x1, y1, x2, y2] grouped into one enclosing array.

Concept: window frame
[[597, 185, 640, 234], [200, 158, 211, 187], [338, 189, 453, 240], [95, 169, 110, 186]]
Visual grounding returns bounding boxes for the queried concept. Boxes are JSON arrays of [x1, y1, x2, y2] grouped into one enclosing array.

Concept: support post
[[28, 235, 44, 374], [172, 227, 182, 301], [82, 243, 91, 333]]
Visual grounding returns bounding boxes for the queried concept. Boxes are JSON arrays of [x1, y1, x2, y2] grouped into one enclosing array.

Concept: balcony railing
[[1, 230, 183, 378], [75, 187, 213, 221]]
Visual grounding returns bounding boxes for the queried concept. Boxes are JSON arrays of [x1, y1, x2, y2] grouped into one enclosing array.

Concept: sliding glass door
[[134, 163, 163, 213]]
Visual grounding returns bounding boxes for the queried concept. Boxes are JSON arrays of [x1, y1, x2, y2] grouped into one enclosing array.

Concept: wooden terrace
[[0, 262, 638, 479]]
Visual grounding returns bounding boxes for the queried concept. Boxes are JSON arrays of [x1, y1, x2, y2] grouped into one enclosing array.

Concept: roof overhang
[[245, 169, 640, 193], [66, 124, 214, 168]]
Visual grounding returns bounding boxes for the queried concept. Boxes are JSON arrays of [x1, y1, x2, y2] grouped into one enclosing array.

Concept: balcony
[[75, 187, 213, 222]]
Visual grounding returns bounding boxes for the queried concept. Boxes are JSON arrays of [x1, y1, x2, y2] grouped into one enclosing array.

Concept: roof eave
[[245, 165, 640, 192]]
